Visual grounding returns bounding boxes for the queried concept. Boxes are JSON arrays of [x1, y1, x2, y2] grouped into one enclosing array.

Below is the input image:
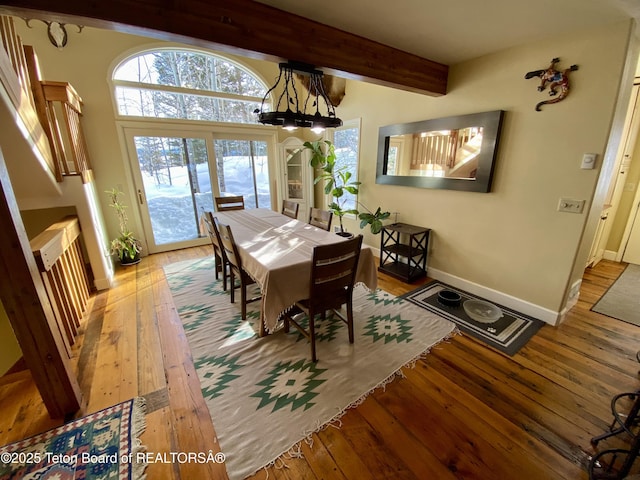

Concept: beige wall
[[335, 20, 633, 317], [13, 22, 280, 251], [21, 206, 77, 239], [0, 301, 22, 375], [12, 18, 635, 321]]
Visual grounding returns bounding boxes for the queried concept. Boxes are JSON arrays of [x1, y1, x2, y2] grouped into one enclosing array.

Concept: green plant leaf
[[370, 220, 383, 234], [358, 207, 391, 234]]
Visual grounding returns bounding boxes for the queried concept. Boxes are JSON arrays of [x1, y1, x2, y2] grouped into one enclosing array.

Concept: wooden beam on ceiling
[[0, 0, 448, 96]]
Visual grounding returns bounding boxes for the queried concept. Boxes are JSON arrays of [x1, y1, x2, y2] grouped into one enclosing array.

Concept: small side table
[[378, 223, 430, 283]]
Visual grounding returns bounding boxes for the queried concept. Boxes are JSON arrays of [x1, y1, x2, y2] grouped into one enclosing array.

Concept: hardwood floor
[[1, 250, 638, 479]]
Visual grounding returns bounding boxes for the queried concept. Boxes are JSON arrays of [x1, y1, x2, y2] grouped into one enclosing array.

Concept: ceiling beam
[[0, 0, 448, 96]]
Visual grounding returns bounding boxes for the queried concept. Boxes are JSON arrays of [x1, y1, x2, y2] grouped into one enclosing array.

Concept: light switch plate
[[558, 198, 585, 213], [581, 153, 597, 169]]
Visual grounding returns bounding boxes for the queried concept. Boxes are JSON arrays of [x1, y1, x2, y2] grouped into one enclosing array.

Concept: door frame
[[620, 182, 640, 263], [616, 81, 640, 263], [118, 121, 277, 254], [276, 136, 313, 220], [211, 130, 279, 211]]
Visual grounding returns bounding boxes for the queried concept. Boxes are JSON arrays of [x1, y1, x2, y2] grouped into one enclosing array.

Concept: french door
[[123, 127, 274, 253], [212, 136, 272, 209]]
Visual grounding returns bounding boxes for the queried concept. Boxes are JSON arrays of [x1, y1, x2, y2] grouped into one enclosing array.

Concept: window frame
[[110, 46, 269, 125], [326, 118, 362, 216]]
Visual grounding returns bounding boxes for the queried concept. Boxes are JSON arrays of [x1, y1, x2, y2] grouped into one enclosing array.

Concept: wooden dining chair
[[213, 217, 260, 319], [202, 211, 228, 291], [308, 207, 333, 231], [215, 195, 245, 211], [283, 235, 363, 362], [281, 200, 299, 219]]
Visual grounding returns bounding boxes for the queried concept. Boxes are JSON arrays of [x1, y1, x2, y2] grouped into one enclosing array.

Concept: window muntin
[[332, 125, 360, 212], [113, 49, 267, 123], [115, 86, 261, 121]]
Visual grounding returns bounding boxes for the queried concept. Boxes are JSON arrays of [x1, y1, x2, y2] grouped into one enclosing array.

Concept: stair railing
[[1, 15, 93, 183], [29, 216, 91, 357]]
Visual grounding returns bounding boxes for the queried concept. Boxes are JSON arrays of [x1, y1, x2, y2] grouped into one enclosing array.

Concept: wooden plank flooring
[[1, 249, 639, 479]]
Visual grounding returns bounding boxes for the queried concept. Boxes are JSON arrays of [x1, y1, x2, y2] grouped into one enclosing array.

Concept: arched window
[[113, 49, 267, 123]]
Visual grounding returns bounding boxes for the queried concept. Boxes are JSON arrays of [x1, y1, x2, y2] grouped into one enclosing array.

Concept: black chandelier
[[255, 61, 342, 133]]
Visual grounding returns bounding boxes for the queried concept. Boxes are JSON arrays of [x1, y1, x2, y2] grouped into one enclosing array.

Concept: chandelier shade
[[255, 61, 342, 131]]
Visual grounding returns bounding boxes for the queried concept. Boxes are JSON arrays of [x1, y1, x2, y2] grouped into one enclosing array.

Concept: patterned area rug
[[164, 257, 456, 480], [402, 281, 544, 356], [592, 264, 640, 327], [0, 397, 146, 479]]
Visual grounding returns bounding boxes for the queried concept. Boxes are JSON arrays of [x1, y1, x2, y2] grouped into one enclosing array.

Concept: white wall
[[13, 18, 636, 324]]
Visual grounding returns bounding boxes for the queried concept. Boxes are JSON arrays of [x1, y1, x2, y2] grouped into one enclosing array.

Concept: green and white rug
[[164, 257, 456, 480]]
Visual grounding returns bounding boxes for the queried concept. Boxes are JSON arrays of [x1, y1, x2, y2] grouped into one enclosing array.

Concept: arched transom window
[[113, 49, 267, 123]]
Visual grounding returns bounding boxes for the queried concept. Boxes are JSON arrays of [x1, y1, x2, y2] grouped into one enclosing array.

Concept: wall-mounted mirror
[[376, 110, 505, 192]]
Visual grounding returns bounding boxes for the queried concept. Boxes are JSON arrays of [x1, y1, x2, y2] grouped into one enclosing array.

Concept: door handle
[[138, 189, 144, 205]]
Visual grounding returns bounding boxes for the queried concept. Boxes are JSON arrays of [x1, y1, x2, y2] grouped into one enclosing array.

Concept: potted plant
[[358, 205, 391, 235], [106, 188, 142, 265], [304, 140, 390, 235]]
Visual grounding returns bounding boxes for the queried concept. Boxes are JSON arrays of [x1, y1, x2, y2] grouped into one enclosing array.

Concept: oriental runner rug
[[164, 256, 456, 480], [0, 397, 147, 479]]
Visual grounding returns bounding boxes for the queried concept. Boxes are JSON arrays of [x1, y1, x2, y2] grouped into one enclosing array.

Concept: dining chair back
[[213, 217, 260, 319], [202, 211, 228, 290], [308, 207, 333, 231], [284, 235, 363, 361], [215, 195, 245, 211], [282, 200, 299, 219]]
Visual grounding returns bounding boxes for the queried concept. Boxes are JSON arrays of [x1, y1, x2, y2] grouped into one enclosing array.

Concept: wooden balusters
[[30, 216, 91, 356], [40, 81, 92, 182], [0, 15, 34, 108], [410, 126, 482, 172], [0, 17, 92, 183]]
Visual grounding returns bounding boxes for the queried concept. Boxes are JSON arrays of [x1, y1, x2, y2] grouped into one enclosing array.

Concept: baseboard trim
[[368, 242, 562, 326], [426, 267, 561, 326], [94, 276, 112, 290]]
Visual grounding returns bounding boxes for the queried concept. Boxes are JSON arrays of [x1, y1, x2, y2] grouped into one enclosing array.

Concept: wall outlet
[[569, 280, 581, 300], [558, 198, 585, 213]]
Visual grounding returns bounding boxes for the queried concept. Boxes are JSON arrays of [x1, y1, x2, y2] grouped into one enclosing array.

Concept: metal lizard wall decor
[[525, 58, 578, 111]]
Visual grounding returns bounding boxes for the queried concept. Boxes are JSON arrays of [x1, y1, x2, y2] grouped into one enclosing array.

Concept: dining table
[[209, 208, 378, 335]]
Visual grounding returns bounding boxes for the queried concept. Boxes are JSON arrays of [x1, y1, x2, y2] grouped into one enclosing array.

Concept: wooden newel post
[[0, 149, 82, 418]]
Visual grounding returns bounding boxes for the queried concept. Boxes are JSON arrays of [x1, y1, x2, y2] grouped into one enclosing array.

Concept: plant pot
[[336, 231, 354, 239], [120, 252, 141, 266]]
